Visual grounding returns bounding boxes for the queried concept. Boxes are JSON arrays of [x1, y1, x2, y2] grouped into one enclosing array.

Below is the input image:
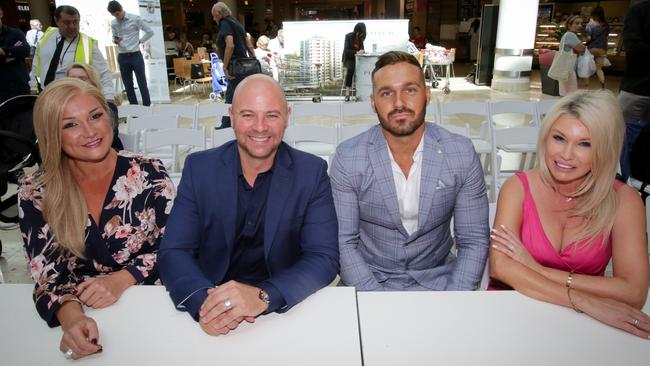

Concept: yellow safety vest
[[35, 27, 95, 81]]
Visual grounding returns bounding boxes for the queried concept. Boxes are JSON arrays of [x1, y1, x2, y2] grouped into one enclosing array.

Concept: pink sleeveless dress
[[489, 172, 622, 290]]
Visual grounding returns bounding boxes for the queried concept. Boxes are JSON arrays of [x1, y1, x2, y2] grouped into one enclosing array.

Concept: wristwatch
[[258, 289, 270, 305]]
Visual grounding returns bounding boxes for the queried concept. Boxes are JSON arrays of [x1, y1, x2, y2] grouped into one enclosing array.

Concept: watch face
[[259, 290, 270, 304]]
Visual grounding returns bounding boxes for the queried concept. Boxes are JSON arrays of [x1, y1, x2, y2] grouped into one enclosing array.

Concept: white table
[[357, 291, 650, 366], [0, 284, 362, 366]]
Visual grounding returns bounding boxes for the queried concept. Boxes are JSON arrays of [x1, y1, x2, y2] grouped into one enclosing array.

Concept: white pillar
[[491, 0, 539, 92]]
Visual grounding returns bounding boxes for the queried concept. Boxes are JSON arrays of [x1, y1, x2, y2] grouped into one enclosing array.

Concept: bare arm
[[532, 185, 648, 308], [490, 176, 650, 338]]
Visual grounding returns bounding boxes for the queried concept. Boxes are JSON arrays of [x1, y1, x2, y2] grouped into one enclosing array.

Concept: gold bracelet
[[567, 286, 583, 313], [566, 271, 575, 288]]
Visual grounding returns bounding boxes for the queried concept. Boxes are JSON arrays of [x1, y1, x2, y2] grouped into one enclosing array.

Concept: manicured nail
[[500, 224, 505, 229], [490, 235, 495, 239]]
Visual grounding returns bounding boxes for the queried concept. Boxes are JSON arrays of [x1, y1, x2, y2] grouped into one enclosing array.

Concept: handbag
[[576, 49, 596, 78], [190, 63, 205, 79], [228, 57, 262, 78], [548, 35, 577, 81], [222, 16, 262, 78]]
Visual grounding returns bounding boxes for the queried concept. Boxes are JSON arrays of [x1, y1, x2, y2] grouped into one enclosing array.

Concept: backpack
[[630, 122, 650, 183]]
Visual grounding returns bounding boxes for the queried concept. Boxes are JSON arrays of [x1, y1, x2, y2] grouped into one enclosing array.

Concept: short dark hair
[[371, 51, 425, 86], [54, 5, 79, 20], [107, 1, 123, 13]]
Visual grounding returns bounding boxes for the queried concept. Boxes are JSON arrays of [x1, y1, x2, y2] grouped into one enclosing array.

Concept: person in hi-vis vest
[[30, 5, 114, 101]]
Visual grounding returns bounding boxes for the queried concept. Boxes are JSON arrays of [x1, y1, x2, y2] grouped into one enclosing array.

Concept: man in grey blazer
[[331, 51, 489, 291]]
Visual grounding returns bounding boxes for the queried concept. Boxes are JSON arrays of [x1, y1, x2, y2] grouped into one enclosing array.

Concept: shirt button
[[437, 149, 443, 154], [247, 220, 253, 225]]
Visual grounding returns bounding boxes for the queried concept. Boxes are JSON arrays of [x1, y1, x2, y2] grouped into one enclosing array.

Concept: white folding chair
[[440, 100, 495, 199], [126, 115, 180, 154], [117, 104, 153, 119], [290, 102, 341, 127], [479, 203, 498, 290], [152, 103, 198, 128], [490, 100, 538, 127], [341, 102, 375, 124], [425, 98, 440, 124], [196, 103, 230, 130], [535, 99, 559, 125], [118, 132, 138, 153], [491, 125, 539, 196], [490, 101, 540, 174], [142, 127, 206, 174], [340, 123, 375, 143], [284, 124, 338, 164], [211, 127, 236, 148]]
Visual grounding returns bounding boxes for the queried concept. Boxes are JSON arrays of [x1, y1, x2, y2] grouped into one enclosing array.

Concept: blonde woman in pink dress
[[489, 90, 650, 338]]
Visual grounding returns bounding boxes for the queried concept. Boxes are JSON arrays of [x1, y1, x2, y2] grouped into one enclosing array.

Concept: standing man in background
[[0, 6, 32, 103], [25, 19, 44, 56], [30, 5, 114, 102], [212, 2, 256, 128], [618, 0, 650, 180], [108, 1, 153, 106]]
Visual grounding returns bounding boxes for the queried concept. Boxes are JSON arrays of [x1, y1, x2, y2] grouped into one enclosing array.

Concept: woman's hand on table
[[76, 270, 136, 308], [57, 301, 103, 360], [576, 292, 650, 339]]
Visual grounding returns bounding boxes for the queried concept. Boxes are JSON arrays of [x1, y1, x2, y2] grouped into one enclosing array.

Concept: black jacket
[[0, 24, 30, 102], [620, 1, 650, 96]]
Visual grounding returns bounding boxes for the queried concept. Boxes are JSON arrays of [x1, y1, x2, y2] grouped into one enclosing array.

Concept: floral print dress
[[18, 152, 176, 327]]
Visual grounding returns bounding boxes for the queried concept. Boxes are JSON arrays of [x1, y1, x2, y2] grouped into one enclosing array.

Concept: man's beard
[[378, 107, 425, 137]]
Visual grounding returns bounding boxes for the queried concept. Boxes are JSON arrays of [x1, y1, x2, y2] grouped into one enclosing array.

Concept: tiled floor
[[0, 64, 627, 284]]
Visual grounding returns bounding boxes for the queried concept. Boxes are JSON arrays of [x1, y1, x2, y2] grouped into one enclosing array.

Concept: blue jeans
[[620, 119, 646, 181], [118, 52, 151, 106]]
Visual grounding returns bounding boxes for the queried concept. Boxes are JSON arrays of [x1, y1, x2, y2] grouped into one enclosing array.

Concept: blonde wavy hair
[[31, 78, 111, 257], [66, 62, 101, 89], [536, 89, 624, 246]]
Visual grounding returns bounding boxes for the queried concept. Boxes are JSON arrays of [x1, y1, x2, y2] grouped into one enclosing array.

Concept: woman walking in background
[[558, 16, 586, 96], [342, 22, 366, 101]]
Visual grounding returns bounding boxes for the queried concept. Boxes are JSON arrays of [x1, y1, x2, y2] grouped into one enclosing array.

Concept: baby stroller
[[0, 95, 40, 255], [209, 52, 229, 102]]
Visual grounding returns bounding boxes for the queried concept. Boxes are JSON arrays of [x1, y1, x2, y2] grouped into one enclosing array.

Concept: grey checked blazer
[[330, 123, 489, 291]]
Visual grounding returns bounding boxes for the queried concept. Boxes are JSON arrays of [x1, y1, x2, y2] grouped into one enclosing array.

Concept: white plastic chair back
[[142, 127, 206, 173], [535, 99, 559, 125], [284, 124, 338, 164], [152, 103, 198, 128], [117, 104, 152, 118], [290, 102, 341, 127], [196, 103, 230, 129], [490, 100, 538, 127], [211, 127, 236, 148], [340, 123, 375, 143]]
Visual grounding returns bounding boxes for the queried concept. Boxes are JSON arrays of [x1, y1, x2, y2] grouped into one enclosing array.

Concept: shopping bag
[[602, 57, 612, 67], [548, 35, 577, 81], [576, 49, 596, 78]]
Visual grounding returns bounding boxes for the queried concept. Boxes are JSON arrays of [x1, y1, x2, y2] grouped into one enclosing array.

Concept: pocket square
[[435, 180, 446, 189]]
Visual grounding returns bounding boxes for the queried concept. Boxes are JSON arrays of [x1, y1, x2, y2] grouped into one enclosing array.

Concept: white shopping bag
[[577, 49, 596, 78]]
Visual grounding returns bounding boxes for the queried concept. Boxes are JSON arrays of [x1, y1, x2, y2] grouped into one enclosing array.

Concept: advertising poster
[[282, 20, 409, 93]]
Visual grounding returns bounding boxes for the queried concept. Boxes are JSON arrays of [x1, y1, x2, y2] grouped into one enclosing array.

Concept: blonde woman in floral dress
[[18, 78, 175, 360]]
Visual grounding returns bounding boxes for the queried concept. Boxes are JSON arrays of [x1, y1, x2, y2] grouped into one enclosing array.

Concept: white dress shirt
[[25, 29, 44, 48], [111, 13, 154, 54], [387, 135, 424, 236]]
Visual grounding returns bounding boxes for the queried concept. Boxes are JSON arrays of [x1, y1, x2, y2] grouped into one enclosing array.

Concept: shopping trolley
[[422, 48, 455, 94], [278, 57, 323, 103]]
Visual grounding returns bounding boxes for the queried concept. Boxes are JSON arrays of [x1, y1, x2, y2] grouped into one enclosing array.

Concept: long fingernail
[[500, 224, 506, 229], [490, 235, 495, 239]]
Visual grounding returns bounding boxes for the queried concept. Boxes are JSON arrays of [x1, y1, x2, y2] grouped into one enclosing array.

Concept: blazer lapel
[[418, 123, 445, 230], [220, 143, 239, 251], [264, 143, 292, 256], [368, 127, 409, 237]]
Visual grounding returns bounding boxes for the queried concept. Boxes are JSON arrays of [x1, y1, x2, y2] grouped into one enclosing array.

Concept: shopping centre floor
[[0, 63, 628, 284]]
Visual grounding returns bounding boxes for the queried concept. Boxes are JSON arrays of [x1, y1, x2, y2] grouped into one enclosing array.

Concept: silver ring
[[633, 319, 639, 327], [224, 299, 232, 309], [64, 349, 74, 359]]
